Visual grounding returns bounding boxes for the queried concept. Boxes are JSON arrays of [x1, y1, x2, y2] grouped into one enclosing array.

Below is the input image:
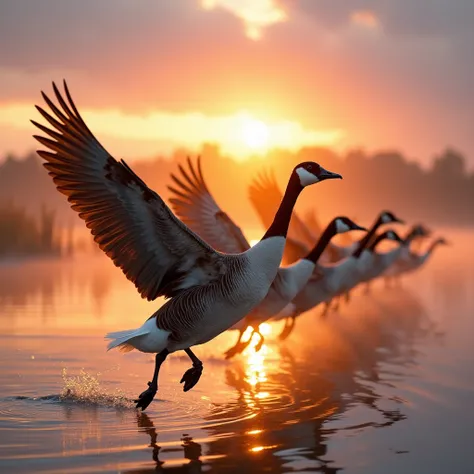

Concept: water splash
[[60, 368, 134, 409]]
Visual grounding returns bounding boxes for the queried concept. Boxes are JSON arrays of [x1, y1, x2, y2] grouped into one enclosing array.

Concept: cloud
[[350, 10, 380, 30], [0, 0, 474, 163], [201, 0, 287, 39], [0, 101, 343, 159]]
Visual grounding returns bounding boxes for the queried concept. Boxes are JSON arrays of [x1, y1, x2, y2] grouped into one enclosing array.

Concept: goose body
[[288, 211, 404, 321], [384, 238, 447, 278], [288, 253, 361, 319], [384, 226, 433, 279], [31, 81, 342, 409], [167, 157, 359, 355], [356, 230, 404, 283]]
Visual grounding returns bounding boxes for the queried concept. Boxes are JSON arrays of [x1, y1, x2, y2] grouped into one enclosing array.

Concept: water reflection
[[0, 257, 112, 319], [126, 286, 436, 472], [1, 233, 473, 473], [124, 413, 205, 473]]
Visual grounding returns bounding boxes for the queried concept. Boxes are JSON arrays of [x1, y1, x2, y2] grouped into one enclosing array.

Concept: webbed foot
[[180, 363, 203, 392], [134, 381, 157, 411]]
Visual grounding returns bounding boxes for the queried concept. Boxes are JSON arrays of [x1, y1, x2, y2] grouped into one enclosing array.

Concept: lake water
[[0, 230, 473, 473]]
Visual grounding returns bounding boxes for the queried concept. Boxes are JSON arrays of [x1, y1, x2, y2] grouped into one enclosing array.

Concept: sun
[[241, 118, 270, 149]]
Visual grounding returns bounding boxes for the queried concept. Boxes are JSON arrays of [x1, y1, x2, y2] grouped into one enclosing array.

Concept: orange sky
[[0, 0, 473, 165]]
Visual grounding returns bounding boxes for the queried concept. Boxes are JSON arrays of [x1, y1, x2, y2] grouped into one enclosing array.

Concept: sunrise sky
[[0, 0, 473, 164]]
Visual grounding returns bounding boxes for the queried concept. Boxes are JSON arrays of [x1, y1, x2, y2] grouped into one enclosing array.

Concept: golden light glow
[[1, 104, 343, 161], [241, 118, 269, 149], [201, 0, 287, 40], [350, 10, 381, 30], [249, 239, 259, 247], [259, 322, 272, 336], [250, 445, 278, 453], [247, 429, 263, 435]]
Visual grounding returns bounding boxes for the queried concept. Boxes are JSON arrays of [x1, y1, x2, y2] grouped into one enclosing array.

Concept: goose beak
[[354, 225, 368, 232], [394, 217, 405, 224], [319, 170, 342, 181]]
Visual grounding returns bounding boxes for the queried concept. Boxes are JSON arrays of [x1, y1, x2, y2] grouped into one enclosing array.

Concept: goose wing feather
[[284, 236, 309, 265], [168, 157, 250, 254], [31, 81, 228, 301]]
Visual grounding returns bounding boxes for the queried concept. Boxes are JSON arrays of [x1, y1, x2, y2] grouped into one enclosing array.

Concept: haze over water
[[0, 229, 473, 473]]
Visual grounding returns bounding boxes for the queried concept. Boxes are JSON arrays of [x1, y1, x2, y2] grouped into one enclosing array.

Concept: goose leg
[[364, 282, 371, 294], [180, 348, 203, 392], [345, 291, 351, 303], [333, 297, 340, 312], [224, 328, 254, 359], [254, 331, 264, 352], [135, 348, 169, 411], [278, 316, 296, 340]]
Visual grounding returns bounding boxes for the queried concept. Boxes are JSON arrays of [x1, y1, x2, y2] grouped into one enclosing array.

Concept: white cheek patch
[[335, 219, 351, 233], [296, 167, 319, 186], [387, 232, 397, 240], [381, 213, 391, 224]]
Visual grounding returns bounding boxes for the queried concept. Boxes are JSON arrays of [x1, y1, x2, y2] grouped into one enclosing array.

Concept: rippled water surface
[[1, 230, 473, 473]]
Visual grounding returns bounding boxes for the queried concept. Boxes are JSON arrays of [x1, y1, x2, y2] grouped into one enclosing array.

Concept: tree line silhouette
[[0, 144, 471, 257]]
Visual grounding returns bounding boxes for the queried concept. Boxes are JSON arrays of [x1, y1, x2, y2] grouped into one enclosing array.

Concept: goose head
[[412, 224, 431, 238], [378, 210, 404, 225], [293, 162, 342, 188], [436, 237, 449, 246], [383, 230, 404, 243], [333, 217, 368, 234]]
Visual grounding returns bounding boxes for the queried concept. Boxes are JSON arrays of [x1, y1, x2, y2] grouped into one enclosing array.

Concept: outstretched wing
[[248, 170, 315, 263], [167, 157, 250, 254], [283, 237, 309, 266], [32, 81, 227, 301], [304, 208, 324, 236]]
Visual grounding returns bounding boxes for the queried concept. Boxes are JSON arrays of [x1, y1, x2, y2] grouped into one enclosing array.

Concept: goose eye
[[307, 165, 312, 170]]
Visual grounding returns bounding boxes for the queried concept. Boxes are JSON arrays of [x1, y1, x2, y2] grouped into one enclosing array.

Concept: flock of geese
[[31, 81, 447, 411]]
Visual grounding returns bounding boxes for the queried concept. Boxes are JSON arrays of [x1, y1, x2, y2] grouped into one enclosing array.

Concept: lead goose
[[249, 171, 351, 265], [384, 237, 448, 278], [166, 157, 362, 357], [31, 81, 342, 411]]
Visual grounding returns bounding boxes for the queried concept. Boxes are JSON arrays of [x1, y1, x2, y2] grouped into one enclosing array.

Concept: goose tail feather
[[105, 328, 150, 352]]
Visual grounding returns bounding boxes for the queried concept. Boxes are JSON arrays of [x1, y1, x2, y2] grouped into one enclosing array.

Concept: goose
[[166, 157, 366, 357], [383, 224, 432, 285], [275, 211, 404, 338], [249, 173, 385, 268], [248, 171, 354, 265], [354, 229, 404, 292], [321, 211, 404, 312], [384, 237, 448, 279], [31, 81, 343, 410], [361, 226, 430, 292]]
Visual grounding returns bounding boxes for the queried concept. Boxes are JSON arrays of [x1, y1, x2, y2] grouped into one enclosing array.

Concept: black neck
[[426, 240, 442, 255], [402, 229, 418, 247], [368, 232, 389, 252], [261, 176, 302, 240], [403, 227, 418, 245], [303, 221, 337, 263], [353, 216, 381, 258]]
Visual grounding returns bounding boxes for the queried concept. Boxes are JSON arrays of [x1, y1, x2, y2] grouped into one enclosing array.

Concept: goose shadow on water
[[123, 286, 438, 473]]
